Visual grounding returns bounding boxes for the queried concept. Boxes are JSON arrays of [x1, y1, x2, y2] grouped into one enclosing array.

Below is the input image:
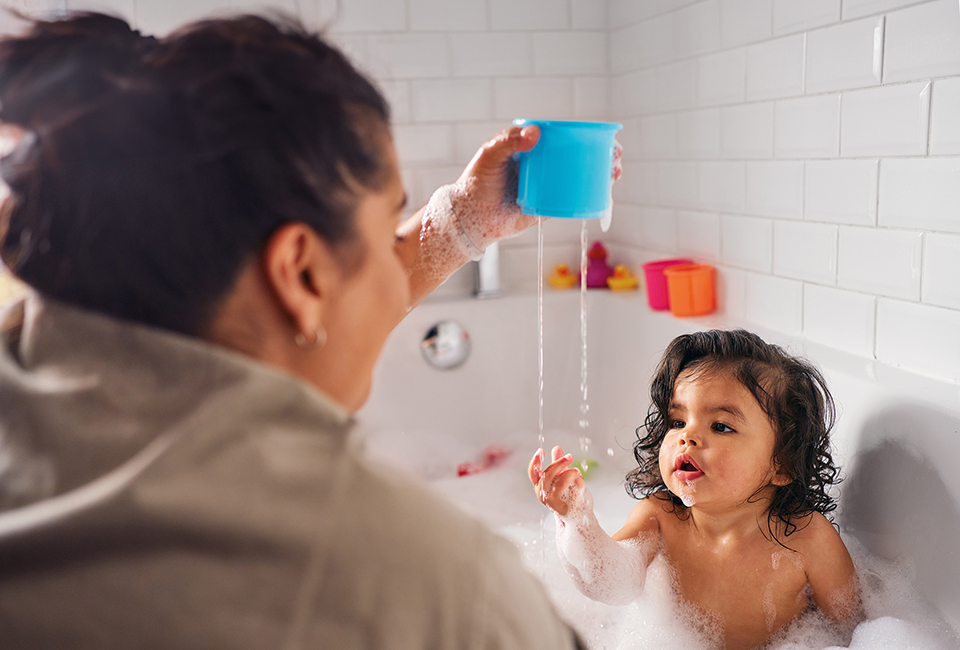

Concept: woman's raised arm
[[396, 125, 540, 308]]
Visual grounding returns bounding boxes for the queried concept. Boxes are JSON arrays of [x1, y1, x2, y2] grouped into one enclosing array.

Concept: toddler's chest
[[661, 530, 811, 649]]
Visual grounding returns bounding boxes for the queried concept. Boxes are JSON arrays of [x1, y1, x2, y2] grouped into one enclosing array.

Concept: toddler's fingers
[[541, 452, 574, 486], [553, 466, 583, 493], [527, 449, 544, 486], [551, 445, 565, 462]]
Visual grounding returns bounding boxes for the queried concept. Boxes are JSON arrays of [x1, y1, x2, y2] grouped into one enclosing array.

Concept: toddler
[[529, 329, 862, 650]]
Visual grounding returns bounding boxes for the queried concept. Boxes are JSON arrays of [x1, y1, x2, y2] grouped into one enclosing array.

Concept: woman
[[0, 13, 581, 649]]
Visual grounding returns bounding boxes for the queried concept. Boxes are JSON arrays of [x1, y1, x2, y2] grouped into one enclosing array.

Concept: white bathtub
[[360, 288, 960, 645]]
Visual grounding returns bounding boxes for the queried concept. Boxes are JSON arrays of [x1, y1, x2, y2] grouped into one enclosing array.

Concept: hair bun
[[0, 12, 154, 128]]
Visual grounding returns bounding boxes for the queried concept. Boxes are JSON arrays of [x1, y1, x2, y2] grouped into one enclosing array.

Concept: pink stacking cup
[[641, 258, 693, 310]]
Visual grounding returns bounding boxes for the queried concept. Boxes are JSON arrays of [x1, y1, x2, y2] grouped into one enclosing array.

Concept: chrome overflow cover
[[421, 320, 471, 370]]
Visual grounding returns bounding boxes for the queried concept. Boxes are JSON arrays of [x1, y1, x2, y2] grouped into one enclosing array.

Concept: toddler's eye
[[712, 422, 735, 434], [670, 419, 685, 430]]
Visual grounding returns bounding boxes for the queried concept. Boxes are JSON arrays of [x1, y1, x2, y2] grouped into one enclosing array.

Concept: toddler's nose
[[679, 431, 698, 446]]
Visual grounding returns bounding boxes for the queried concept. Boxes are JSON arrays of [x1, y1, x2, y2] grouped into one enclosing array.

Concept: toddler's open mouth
[[674, 454, 704, 481]]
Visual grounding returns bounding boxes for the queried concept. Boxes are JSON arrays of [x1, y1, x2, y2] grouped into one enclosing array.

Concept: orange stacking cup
[[663, 263, 716, 317]]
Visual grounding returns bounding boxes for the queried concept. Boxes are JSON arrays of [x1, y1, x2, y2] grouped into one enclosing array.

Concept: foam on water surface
[[526, 505, 958, 649], [365, 428, 958, 650]]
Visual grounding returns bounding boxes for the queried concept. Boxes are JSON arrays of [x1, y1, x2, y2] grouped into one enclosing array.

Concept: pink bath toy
[[585, 241, 614, 288], [457, 445, 510, 477]]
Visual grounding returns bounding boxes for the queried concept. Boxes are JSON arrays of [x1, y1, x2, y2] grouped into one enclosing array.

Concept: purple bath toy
[[585, 241, 614, 289]]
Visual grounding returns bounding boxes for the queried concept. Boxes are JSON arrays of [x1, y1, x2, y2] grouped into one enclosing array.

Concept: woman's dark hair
[[626, 329, 840, 545], [0, 12, 390, 335]]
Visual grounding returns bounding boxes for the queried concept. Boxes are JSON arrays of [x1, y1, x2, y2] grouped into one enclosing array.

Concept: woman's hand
[[528, 445, 587, 517], [447, 125, 542, 252], [398, 125, 541, 307], [398, 124, 622, 308]]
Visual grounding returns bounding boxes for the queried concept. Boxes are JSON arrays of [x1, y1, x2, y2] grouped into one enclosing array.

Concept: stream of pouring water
[[579, 220, 591, 460], [537, 218, 546, 571], [537, 218, 544, 459], [537, 219, 593, 574]]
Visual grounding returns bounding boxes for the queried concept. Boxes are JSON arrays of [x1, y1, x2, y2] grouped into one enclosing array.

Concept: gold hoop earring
[[294, 327, 327, 350]]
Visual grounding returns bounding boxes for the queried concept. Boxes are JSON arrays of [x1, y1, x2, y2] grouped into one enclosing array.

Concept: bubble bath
[[365, 429, 959, 650], [361, 288, 960, 650]]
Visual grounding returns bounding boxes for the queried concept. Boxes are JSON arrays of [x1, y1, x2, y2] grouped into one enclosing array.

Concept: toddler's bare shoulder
[[613, 493, 673, 541], [787, 512, 847, 555]]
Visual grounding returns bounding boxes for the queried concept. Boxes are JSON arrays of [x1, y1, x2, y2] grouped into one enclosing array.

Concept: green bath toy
[[574, 458, 599, 481]]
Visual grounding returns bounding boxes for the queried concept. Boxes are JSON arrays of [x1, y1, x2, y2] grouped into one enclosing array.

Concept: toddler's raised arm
[[528, 447, 653, 606]]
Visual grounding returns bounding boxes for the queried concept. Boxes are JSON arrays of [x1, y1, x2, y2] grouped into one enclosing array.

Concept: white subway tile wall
[[608, 0, 960, 382], [720, 0, 773, 48], [721, 214, 773, 272], [745, 272, 804, 334], [55, 0, 960, 382], [699, 161, 746, 213], [930, 77, 960, 154], [840, 81, 930, 156], [677, 210, 722, 261], [774, 94, 841, 158], [773, 0, 841, 35], [882, 0, 960, 83], [804, 16, 882, 94], [772, 220, 838, 285], [745, 35, 805, 101], [803, 284, 876, 358], [804, 159, 879, 225], [922, 233, 960, 310], [744, 160, 804, 219]]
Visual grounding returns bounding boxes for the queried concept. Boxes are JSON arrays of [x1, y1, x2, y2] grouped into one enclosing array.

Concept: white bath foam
[[364, 431, 959, 649], [515, 507, 958, 649], [678, 480, 696, 507], [836, 616, 949, 649], [842, 534, 959, 649], [363, 428, 479, 480]]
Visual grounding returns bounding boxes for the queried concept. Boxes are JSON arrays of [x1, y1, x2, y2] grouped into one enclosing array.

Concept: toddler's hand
[[528, 446, 587, 517]]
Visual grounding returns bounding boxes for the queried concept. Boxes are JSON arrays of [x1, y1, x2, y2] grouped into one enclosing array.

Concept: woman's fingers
[[461, 125, 540, 183], [612, 139, 623, 181]]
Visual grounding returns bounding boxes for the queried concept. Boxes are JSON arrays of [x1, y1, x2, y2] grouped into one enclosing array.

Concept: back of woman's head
[[0, 12, 390, 335]]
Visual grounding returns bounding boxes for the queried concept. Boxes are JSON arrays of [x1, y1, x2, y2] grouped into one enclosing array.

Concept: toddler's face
[[657, 368, 789, 510]]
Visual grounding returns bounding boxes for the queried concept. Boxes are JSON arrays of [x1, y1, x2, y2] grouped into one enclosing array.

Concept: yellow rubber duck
[[547, 263, 578, 289], [606, 264, 639, 291]]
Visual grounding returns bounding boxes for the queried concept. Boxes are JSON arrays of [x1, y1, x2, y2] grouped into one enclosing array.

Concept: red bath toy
[[457, 445, 509, 477]]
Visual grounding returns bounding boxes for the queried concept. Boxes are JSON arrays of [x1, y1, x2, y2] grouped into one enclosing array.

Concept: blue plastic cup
[[513, 119, 622, 219]]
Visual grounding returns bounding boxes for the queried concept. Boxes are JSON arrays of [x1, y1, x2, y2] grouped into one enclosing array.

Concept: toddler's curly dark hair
[[626, 329, 840, 545]]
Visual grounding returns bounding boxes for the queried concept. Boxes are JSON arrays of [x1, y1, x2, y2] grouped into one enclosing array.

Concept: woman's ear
[[261, 222, 337, 339]]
